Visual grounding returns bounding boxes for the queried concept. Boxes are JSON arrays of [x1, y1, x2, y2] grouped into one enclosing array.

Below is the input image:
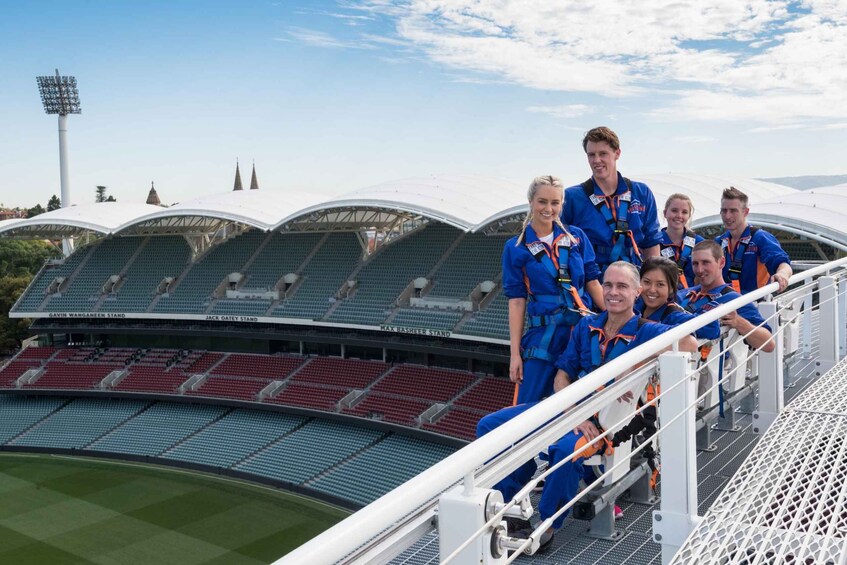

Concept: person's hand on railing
[[770, 271, 789, 293], [574, 420, 600, 442]]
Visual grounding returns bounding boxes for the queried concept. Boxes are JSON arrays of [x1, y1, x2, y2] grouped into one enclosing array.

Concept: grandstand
[[2, 174, 847, 563]]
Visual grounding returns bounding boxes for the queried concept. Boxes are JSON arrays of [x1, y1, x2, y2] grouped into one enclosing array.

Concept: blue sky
[[1, 0, 845, 208]]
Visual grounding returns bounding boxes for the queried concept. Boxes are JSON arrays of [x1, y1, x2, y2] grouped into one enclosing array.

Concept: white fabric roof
[[284, 175, 524, 231], [6, 176, 846, 254], [116, 188, 333, 233], [0, 202, 163, 236]]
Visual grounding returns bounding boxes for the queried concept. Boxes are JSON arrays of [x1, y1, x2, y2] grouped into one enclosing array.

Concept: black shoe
[[504, 516, 531, 533]]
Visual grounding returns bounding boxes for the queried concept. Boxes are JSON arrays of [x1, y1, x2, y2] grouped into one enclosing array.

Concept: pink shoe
[[614, 505, 623, 520]]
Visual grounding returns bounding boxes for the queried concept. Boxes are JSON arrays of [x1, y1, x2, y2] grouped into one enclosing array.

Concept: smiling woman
[[0, 453, 348, 564]]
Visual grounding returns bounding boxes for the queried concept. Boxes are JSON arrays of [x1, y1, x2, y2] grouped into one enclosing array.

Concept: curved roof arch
[[693, 183, 847, 251], [274, 175, 524, 232], [0, 202, 163, 238], [115, 189, 333, 235]]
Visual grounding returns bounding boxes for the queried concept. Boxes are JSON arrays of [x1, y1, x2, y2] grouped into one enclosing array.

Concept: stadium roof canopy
[[694, 183, 847, 252], [114, 189, 333, 236], [279, 175, 524, 233], [0, 202, 162, 239], [6, 174, 847, 254]]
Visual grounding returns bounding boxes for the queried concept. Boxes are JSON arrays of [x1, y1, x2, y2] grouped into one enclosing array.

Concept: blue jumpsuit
[[562, 173, 662, 272], [659, 228, 704, 289], [477, 312, 671, 529], [715, 226, 791, 295], [502, 224, 600, 404], [634, 297, 719, 340], [676, 284, 771, 332]]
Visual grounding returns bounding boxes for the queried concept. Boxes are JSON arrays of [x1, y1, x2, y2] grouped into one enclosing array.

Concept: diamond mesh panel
[[672, 357, 847, 564]]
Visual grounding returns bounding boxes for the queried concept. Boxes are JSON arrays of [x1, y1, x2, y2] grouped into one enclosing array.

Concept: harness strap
[[581, 177, 640, 264]]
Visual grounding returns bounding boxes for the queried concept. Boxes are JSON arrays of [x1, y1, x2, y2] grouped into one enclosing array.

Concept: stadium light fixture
[[36, 69, 81, 255]]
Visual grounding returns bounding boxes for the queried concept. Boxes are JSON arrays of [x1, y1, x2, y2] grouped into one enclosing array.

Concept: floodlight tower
[[37, 69, 81, 255]]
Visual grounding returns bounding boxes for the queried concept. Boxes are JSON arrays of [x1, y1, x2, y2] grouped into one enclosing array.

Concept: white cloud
[[526, 104, 592, 119], [285, 27, 376, 49], [352, 0, 847, 124]]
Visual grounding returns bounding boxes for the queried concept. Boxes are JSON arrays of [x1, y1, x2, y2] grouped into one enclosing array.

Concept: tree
[[0, 275, 35, 353], [96, 185, 108, 203], [0, 239, 58, 277], [27, 204, 45, 218], [105, 195, 116, 202], [47, 195, 61, 211]]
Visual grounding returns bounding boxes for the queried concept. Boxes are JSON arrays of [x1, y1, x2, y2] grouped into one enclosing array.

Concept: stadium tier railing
[[275, 257, 847, 565]]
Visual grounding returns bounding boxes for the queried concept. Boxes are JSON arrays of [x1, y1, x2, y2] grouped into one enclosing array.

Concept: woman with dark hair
[[636, 256, 718, 339]]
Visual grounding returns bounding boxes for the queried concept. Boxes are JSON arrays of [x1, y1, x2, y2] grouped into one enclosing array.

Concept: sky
[[1, 0, 845, 208]]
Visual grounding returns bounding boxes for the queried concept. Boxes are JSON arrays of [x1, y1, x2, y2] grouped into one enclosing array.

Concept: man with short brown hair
[[715, 187, 791, 294], [563, 127, 661, 274]]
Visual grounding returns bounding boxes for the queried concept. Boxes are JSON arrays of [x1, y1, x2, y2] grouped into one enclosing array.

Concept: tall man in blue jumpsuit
[[715, 186, 792, 295], [562, 127, 662, 273], [477, 262, 697, 549]]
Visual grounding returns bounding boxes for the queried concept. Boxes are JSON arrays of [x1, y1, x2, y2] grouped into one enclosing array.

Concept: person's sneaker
[[536, 528, 555, 553], [614, 505, 624, 520], [504, 516, 531, 533], [531, 478, 545, 493]]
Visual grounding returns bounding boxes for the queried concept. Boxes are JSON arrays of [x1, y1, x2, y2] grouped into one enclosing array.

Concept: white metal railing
[[276, 257, 847, 565]]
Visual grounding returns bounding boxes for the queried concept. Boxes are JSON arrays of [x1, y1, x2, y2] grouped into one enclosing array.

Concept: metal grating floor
[[672, 355, 847, 564], [389, 350, 823, 565]]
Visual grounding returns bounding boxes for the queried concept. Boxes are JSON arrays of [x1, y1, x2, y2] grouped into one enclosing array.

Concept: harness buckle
[[614, 220, 629, 232]]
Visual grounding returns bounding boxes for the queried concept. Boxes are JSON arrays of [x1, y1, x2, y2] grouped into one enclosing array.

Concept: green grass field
[[0, 454, 349, 564]]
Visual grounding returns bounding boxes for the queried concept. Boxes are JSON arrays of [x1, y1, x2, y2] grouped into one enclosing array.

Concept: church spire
[[233, 160, 243, 191], [146, 181, 161, 206], [249, 161, 259, 190]]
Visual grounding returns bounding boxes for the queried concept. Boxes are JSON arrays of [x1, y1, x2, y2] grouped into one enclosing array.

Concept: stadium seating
[[234, 419, 385, 484], [46, 237, 143, 312], [154, 230, 264, 314], [328, 223, 459, 326], [113, 366, 190, 394], [0, 346, 509, 440], [272, 232, 363, 320], [309, 435, 455, 505], [457, 292, 510, 340], [9, 397, 149, 449], [12, 246, 94, 312], [211, 353, 304, 380], [100, 236, 191, 312], [0, 395, 68, 442], [427, 233, 507, 299], [87, 402, 228, 456], [370, 366, 475, 402], [187, 376, 269, 401], [163, 409, 306, 468], [25, 361, 122, 389]]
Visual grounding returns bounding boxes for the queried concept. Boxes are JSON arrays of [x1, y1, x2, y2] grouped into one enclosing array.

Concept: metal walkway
[[389, 351, 822, 565]]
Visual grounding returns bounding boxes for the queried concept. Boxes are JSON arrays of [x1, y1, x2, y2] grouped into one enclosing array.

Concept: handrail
[[275, 257, 847, 565]]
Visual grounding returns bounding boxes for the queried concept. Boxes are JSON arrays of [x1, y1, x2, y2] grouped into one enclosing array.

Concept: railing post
[[839, 277, 847, 359], [754, 301, 783, 434], [817, 276, 839, 375], [801, 277, 813, 360], [653, 350, 698, 565]]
